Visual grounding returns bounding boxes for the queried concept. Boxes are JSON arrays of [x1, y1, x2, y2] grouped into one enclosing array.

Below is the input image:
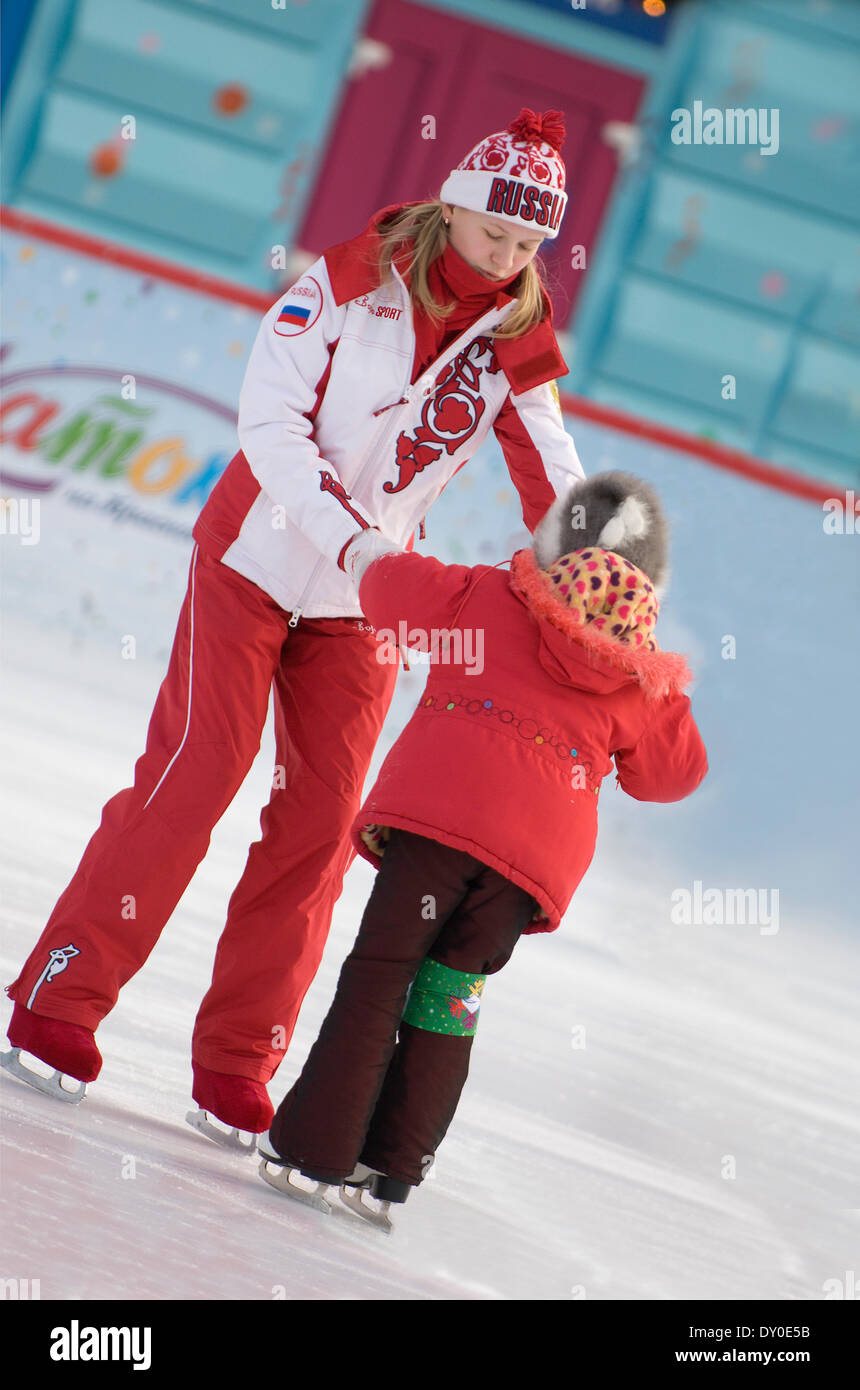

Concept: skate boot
[[257, 1135, 341, 1213], [0, 1001, 100, 1103], [186, 1061, 274, 1153], [258, 1136, 409, 1233], [338, 1164, 411, 1233]]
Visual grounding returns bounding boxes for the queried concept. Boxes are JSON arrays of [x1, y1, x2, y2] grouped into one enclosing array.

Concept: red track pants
[[6, 544, 399, 1081]]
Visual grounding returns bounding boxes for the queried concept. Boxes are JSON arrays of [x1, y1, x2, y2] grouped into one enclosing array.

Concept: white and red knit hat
[[440, 108, 568, 239]]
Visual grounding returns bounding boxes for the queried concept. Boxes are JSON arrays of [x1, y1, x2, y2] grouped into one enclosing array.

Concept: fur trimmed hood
[[508, 548, 694, 701]]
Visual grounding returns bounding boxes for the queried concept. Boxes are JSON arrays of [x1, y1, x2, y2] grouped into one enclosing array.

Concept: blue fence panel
[[2, 0, 370, 289]]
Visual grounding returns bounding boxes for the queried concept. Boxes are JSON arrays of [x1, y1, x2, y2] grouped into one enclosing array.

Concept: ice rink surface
[[2, 413, 858, 1301]]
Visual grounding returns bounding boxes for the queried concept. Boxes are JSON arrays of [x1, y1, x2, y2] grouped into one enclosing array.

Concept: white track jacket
[[193, 205, 586, 620]]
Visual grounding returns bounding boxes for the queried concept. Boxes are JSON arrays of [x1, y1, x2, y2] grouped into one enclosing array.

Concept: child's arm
[[357, 550, 477, 640], [614, 694, 708, 802], [237, 266, 378, 566]]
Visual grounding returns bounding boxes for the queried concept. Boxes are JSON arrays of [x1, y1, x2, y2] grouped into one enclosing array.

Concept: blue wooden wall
[[567, 0, 860, 484], [2, 0, 857, 481], [1, 0, 371, 288]]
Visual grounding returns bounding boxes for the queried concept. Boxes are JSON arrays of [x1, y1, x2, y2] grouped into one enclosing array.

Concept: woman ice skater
[[3, 109, 585, 1139], [258, 471, 708, 1229]]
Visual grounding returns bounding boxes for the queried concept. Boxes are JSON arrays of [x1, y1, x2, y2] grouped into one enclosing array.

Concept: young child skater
[[259, 470, 708, 1230], [2, 110, 586, 1140]]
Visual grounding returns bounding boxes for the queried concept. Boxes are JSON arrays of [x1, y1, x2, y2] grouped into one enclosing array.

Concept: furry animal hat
[[531, 471, 669, 593]]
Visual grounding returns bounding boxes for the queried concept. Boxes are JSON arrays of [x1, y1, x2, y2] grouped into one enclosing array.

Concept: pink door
[[297, 0, 644, 329]]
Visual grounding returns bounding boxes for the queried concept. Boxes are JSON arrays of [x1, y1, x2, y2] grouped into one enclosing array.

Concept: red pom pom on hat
[[507, 107, 566, 153]]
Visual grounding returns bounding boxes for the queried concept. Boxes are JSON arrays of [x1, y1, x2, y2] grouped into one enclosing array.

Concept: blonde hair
[[372, 201, 549, 341]]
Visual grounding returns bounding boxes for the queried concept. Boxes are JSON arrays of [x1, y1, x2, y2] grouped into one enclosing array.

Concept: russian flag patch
[[273, 276, 323, 337], [278, 304, 310, 328]]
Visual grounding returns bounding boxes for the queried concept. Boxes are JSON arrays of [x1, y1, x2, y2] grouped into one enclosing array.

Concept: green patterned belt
[[402, 957, 487, 1036]]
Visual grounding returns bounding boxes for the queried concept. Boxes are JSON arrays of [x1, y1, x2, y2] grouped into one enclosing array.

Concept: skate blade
[[185, 1108, 258, 1153], [258, 1157, 333, 1212], [0, 1047, 87, 1105], [337, 1184, 394, 1234]]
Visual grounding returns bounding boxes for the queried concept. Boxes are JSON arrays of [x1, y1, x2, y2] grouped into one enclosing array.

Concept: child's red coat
[[351, 548, 708, 932]]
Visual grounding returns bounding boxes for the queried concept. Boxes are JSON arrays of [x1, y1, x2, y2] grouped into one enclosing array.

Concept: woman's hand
[[342, 528, 405, 585]]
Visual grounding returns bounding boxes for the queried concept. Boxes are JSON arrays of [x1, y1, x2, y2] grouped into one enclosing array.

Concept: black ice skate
[[257, 1137, 409, 1233]]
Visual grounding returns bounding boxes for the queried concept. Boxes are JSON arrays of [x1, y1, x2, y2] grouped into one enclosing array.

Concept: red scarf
[[324, 204, 568, 394], [410, 240, 519, 384]]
